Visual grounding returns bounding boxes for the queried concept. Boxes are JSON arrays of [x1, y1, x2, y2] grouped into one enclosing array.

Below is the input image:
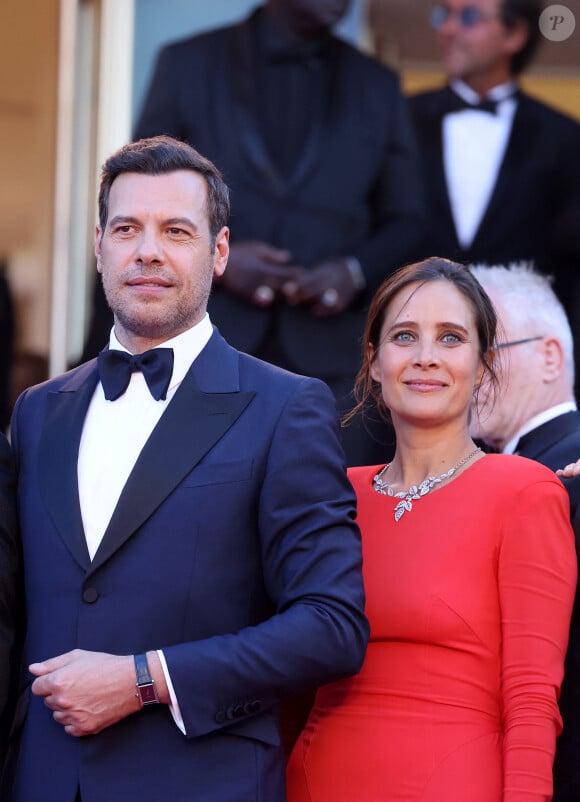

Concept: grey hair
[[469, 262, 575, 384]]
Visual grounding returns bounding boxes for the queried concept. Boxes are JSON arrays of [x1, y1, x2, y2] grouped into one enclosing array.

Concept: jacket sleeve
[[349, 70, 427, 294], [162, 377, 369, 740]]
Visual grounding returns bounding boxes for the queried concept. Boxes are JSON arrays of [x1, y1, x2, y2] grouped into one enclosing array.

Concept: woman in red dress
[[286, 257, 577, 801]]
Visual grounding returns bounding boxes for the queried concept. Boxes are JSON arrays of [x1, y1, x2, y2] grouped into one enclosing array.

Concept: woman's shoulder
[[477, 453, 563, 490], [347, 464, 383, 488], [347, 463, 385, 497]]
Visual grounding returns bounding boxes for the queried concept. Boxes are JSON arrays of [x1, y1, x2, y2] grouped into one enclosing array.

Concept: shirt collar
[[108, 314, 214, 391], [451, 79, 518, 105], [503, 401, 578, 454]]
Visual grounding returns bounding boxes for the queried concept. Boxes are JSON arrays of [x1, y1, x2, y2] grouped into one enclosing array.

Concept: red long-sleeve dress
[[287, 455, 577, 802]]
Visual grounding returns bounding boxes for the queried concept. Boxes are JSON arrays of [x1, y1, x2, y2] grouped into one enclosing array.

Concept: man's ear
[[504, 20, 530, 59], [212, 226, 230, 279], [542, 336, 565, 382], [95, 226, 103, 274]]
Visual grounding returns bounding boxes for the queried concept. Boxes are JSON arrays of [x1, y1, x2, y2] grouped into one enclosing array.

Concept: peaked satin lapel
[[38, 362, 100, 570], [424, 100, 459, 248], [226, 16, 286, 195], [471, 92, 532, 250], [223, 12, 327, 194], [89, 334, 255, 574]]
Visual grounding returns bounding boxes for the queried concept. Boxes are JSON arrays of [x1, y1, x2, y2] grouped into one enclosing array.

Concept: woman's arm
[[499, 477, 577, 801]]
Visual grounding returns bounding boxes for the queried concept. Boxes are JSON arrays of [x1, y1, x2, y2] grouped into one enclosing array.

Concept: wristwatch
[[134, 653, 160, 707]]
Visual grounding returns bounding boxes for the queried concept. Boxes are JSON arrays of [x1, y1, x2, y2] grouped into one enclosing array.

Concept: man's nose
[[135, 230, 163, 263], [438, 8, 463, 35]]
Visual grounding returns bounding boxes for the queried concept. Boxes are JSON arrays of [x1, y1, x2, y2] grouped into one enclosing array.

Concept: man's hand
[[282, 258, 361, 317], [30, 649, 143, 737], [218, 241, 306, 307]]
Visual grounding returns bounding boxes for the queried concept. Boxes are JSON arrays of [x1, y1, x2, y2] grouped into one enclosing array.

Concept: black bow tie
[[98, 348, 174, 401], [444, 89, 499, 115]]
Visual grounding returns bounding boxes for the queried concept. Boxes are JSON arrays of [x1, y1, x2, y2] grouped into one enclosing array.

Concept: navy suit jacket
[[0, 435, 20, 772], [514, 411, 580, 802], [409, 87, 580, 305], [134, 8, 425, 379], [5, 329, 368, 802]]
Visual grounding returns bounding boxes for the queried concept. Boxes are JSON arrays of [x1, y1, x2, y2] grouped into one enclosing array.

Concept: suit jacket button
[[82, 587, 99, 604], [232, 704, 244, 718], [248, 700, 261, 714], [215, 710, 226, 724]]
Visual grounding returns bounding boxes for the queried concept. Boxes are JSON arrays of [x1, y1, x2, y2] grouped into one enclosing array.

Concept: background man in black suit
[[409, 0, 580, 343], [91, 0, 425, 465], [470, 263, 580, 802]]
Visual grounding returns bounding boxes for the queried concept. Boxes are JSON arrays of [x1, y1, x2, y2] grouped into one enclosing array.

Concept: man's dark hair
[[98, 135, 230, 241], [501, 0, 544, 75]]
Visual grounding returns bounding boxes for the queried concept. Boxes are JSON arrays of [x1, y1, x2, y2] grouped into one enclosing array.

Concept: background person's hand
[[282, 258, 361, 317], [218, 241, 305, 307]]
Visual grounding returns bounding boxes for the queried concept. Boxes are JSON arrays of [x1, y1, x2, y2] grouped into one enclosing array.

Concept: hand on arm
[[556, 458, 580, 477], [29, 648, 169, 737]]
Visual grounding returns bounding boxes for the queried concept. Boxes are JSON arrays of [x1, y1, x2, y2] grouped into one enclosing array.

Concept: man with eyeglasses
[[409, 1, 580, 379], [470, 262, 580, 802]]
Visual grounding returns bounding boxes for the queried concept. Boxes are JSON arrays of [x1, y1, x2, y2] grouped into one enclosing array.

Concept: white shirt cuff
[[157, 649, 186, 735]]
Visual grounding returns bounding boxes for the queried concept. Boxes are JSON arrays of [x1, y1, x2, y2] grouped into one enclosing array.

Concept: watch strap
[[134, 652, 160, 707]]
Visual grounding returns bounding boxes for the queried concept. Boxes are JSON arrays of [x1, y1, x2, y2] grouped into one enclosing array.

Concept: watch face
[[138, 682, 159, 706]]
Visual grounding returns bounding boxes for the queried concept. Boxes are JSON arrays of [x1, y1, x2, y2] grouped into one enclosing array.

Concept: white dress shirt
[[443, 80, 518, 249], [77, 313, 214, 734], [502, 402, 578, 455]]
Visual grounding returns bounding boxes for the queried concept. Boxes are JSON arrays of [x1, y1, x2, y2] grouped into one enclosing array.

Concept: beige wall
[[1, 1, 59, 356]]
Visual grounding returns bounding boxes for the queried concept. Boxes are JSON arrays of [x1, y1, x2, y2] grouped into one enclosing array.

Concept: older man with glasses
[[470, 262, 580, 802], [409, 0, 580, 386]]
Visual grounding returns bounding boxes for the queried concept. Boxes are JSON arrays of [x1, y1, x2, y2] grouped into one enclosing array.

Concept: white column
[[49, 0, 78, 376], [50, 0, 135, 376], [95, 0, 135, 176]]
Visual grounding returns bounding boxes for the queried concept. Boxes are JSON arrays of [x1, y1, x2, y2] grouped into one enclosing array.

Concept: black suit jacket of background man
[[409, 87, 580, 305], [134, 7, 425, 381], [514, 411, 580, 802]]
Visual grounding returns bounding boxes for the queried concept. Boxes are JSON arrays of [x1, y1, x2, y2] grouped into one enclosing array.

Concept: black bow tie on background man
[[442, 87, 499, 115], [97, 348, 174, 401]]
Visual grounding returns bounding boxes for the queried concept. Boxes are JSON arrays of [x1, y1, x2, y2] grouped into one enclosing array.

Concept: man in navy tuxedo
[[470, 263, 580, 802], [409, 0, 580, 340], [3, 136, 368, 802]]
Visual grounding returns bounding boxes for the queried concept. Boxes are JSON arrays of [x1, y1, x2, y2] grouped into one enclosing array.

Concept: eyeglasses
[[494, 336, 544, 350], [430, 4, 501, 30]]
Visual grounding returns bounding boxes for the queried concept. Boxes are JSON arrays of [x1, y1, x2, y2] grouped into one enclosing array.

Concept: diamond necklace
[[373, 447, 481, 522]]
